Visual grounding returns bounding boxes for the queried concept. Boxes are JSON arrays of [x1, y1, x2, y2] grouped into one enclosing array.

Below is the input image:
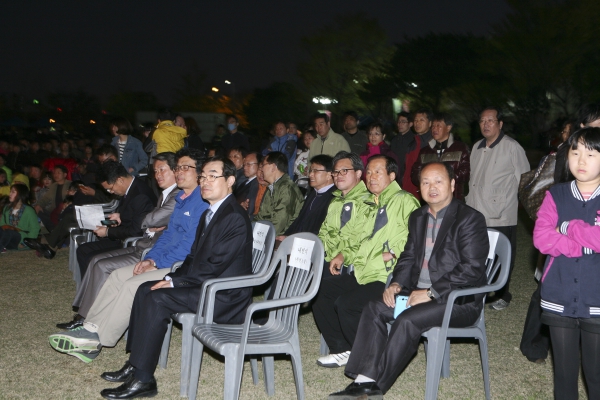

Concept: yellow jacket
[[153, 121, 187, 153]]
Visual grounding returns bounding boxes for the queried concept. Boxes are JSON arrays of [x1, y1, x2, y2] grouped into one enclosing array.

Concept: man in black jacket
[[329, 162, 489, 399], [75, 161, 156, 277]]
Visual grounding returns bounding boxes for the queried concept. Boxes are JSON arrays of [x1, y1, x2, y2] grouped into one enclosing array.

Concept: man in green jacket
[[254, 151, 303, 236], [313, 154, 419, 368], [318, 151, 371, 278]]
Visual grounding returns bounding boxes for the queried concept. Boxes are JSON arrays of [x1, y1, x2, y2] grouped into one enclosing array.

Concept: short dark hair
[[313, 112, 330, 125], [245, 151, 263, 164], [97, 144, 118, 159], [203, 156, 237, 180], [228, 147, 248, 158], [153, 152, 177, 171], [227, 115, 239, 123], [433, 112, 454, 127], [480, 106, 504, 123], [418, 162, 455, 182], [10, 183, 30, 206], [54, 165, 68, 174], [332, 151, 364, 172], [175, 148, 206, 174], [397, 111, 413, 122], [157, 109, 176, 122], [265, 151, 289, 173], [343, 111, 359, 121], [309, 154, 334, 172], [577, 103, 600, 127], [367, 155, 397, 176], [99, 160, 129, 184], [414, 108, 434, 122], [110, 117, 133, 136], [568, 127, 600, 153], [367, 122, 384, 134]]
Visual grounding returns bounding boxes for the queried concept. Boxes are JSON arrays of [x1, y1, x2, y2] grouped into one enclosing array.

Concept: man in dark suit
[[329, 162, 489, 399], [97, 156, 253, 399], [234, 151, 261, 217], [74, 161, 156, 278]]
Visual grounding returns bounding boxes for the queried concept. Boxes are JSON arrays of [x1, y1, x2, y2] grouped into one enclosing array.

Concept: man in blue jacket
[[48, 148, 208, 363], [263, 121, 297, 177]]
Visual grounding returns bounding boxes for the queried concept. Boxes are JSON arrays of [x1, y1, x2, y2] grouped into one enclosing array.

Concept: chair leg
[[319, 334, 329, 356], [223, 350, 244, 400], [250, 358, 259, 386], [441, 340, 450, 378], [479, 337, 491, 400], [424, 334, 446, 400], [158, 320, 172, 369], [187, 338, 205, 400], [290, 339, 305, 400], [262, 356, 275, 396], [180, 317, 195, 397]]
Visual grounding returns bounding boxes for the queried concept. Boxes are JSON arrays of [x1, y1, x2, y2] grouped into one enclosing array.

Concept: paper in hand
[[75, 205, 105, 230]]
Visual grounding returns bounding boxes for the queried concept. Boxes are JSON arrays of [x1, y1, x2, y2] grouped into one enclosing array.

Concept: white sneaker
[[317, 351, 351, 368]]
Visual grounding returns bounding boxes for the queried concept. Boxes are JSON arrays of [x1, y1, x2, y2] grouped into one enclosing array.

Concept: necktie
[[205, 210, 214, 228]]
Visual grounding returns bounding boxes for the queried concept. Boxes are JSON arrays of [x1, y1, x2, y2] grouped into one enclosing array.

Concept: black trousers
[[127, 281, 196, 374], [489, 225, 517, 302], [76, 238, 121, 277], [312, 274, 385, 354], [46, 211, 77, 248], [519, 281, 549, 360], [345, 299, 480, 394]]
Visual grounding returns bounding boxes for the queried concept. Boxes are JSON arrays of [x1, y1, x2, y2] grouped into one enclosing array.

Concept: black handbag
[[518, 153, 556, 220]]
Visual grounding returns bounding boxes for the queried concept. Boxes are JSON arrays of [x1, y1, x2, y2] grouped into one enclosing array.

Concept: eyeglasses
[[174, 165, 196, 172], [332, 168, 354, 177], [105, 181, 116, 193], [308, 168, 327, 174], [397, 120, 410, 125], [479, 119, 498, 125], [199, 175, 224, 183], [154, 167, 171, 175]]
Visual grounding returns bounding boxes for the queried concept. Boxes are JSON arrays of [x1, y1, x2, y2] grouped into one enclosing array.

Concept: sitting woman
[[359, 123, 398, 178], [0, 183, 40, 253]]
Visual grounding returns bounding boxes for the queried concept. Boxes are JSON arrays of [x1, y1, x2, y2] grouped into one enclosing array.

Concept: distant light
[[56, 107, 63, 112], [225, 80, 232, 84], [312, 97, 338, 105], [49, 118, 56, 123], [211, 87, 219, 92], [353, 79, 359, 84], [409, 82, 418, 88], [101, 110, 107, 114], [33, 99, 39, 104], [90, 120, 96, 124]]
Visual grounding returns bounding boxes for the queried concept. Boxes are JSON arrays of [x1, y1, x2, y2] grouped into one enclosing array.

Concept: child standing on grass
[[534, 127, 600, 400]]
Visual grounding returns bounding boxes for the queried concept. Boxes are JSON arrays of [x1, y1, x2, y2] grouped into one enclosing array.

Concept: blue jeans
[[0, 229, 22, 250]]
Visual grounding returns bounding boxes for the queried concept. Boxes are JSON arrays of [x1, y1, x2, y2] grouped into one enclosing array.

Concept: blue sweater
[[144, 186, 207, 268]]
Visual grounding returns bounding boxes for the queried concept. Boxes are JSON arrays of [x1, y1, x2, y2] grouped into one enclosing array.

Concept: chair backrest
[[262, 232, 324, 327], [483, 229, 512, 292], [251, 221, 276, 275]]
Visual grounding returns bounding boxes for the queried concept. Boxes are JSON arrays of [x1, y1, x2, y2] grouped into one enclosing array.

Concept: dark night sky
[[2, 0, 511, 104]]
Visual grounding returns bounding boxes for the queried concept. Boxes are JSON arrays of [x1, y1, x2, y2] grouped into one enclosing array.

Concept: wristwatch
[[426, 288, 435, 300]]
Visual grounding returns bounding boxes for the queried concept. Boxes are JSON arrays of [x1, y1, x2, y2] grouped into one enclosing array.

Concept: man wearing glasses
[[466, 106, 529, 311], [254, 151, 304, 235]]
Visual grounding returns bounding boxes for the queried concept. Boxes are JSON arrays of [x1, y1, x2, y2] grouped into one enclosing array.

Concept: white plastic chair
[[188, 233, 324, 400], [158, 221, 276, 397]]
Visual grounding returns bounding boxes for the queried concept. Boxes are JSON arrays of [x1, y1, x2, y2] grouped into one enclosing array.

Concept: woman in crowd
[[359, 122, 397, 169], [294, 130, 317, 189], [109, 117, 148, 176], [0, 183, 40, 253]]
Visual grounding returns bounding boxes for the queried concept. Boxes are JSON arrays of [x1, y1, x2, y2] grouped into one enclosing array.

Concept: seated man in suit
[[74, 161, 157, 278], [235, 151, 261, 217], [277, 154, 335, 241], [314, 155, 419, 368], [53, 151, 179, 330], [49, 157, 253, 399], [48, 149, 207, 361], [254, 151, 304, 235], [328, 162, 489, 399]]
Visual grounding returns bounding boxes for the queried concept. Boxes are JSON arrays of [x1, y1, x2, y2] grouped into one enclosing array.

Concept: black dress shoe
[[101, 361, 135, 383], [328, 381, 383, 399], [100, 375, 157, 399], [41, 243, 56, 259], [23, 238, 44, 252], [56, 314, 84, 330]]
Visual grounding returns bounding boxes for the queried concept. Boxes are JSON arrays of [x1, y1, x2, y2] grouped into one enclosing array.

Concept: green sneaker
[[49, 326, 101, 353], [68, 349, 101, 363]]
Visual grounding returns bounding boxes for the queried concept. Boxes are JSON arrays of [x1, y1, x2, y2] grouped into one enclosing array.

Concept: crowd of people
[[2, 103, 600, 399]]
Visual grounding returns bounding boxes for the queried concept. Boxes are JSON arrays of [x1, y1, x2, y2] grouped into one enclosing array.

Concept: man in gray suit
[[57, 152, 180, 330]]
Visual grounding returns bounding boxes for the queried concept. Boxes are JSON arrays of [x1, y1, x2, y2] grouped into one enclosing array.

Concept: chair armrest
[[438, 284, 491, 334], [170, 261, 184, 272], [123, 236, 143, 247]]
